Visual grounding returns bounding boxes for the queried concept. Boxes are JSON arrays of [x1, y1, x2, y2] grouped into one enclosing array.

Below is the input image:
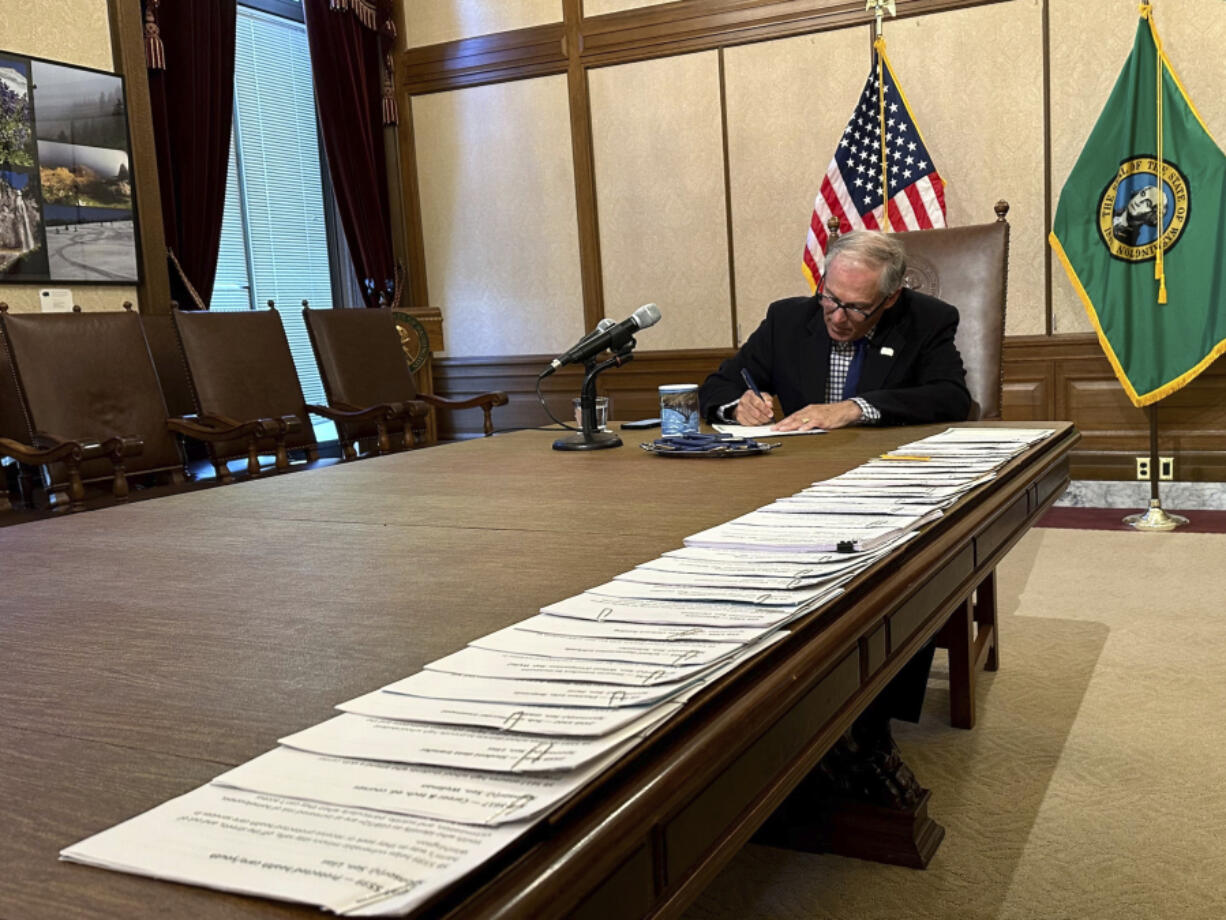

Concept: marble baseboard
[[1058, 480, 1226, 511]]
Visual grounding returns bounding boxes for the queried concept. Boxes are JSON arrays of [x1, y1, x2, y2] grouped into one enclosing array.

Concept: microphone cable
[[535, 374, 580, 432]]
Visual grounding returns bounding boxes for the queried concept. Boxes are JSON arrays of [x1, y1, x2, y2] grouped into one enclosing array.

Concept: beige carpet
[[684, 528, 1226, 920]]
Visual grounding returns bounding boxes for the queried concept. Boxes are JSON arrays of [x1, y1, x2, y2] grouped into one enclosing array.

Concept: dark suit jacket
[[699, 288, 972, 426]]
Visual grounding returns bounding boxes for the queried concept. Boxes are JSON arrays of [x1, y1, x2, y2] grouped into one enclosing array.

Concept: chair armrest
[[417, 391, 509, 412], [0, 434, 86, 466], [168, 413, 301, 441], [417, 391, 509, 437], [2, 434, 90, 508], [306, 401, 430, 457], [33, 431, 142, 461], [168, 414, 300, 478], [307, 401, 430, 424], [254, 415, 302, 438], [167, 414, 266, 443], [29, 431, 143, 502], [100, 435, 144, 459]]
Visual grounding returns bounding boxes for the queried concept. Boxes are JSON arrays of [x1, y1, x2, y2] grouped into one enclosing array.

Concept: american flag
[[802, 48, 946, 290]]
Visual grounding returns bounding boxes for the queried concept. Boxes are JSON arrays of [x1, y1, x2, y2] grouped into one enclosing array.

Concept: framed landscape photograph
[[0, 51, 140, 284]]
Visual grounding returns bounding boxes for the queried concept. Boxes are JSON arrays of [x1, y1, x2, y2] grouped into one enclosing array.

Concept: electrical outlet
[[1135, 457, 1151, 480], [1159, 456, 1175, 481]]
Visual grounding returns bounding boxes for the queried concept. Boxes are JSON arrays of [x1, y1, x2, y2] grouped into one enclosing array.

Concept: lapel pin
[[880, 346, 895, 357]]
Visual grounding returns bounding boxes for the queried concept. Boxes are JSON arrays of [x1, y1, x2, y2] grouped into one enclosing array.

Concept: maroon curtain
[[302, 0, 397, 308], [145, 0, 236, 309]]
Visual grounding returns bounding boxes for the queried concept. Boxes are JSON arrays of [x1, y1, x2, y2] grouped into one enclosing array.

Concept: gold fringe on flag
[[144, 0, 166, 71]]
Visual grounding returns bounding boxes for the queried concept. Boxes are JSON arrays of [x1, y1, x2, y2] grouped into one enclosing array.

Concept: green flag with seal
[[1050, 6, 1226, 407]]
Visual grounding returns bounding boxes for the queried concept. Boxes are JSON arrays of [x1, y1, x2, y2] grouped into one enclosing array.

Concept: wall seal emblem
[[392, 311, 430, 372]]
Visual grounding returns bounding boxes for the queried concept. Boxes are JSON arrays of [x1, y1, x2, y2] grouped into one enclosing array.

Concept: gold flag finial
[[867, 0, 897, 39]]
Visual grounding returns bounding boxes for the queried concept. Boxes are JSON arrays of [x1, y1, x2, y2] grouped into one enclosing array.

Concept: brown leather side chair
[[898, 203, 1010, 730], [303, 305, 507, 454], [301, 305, 428, 459], [172, 305, 318, 481], [0, 305, 178, 508], [0, 310, 92, 511]]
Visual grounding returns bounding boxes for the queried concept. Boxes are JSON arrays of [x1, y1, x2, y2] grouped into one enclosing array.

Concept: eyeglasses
[[817, 280, 888, 321]]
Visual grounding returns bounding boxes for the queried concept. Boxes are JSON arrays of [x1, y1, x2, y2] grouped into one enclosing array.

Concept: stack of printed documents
[[61, 427, 1052, 915]]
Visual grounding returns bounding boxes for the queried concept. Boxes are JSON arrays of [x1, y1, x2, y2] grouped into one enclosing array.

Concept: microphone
[[575, 317, 617, 348], [540, 304, 661, 378]]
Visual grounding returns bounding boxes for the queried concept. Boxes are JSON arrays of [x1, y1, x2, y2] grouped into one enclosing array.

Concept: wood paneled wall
[[434, 341, 1226, 482], [399, 0, 1226, 480]]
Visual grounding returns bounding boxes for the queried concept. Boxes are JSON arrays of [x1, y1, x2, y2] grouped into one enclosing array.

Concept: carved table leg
[[754, 711, 944, 869]]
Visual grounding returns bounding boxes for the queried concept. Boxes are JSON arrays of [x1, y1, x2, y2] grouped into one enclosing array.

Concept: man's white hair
[[826, 230, 908, 295]]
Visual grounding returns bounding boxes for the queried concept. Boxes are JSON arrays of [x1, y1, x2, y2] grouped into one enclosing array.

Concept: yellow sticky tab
[[880, 453, 931, 461]]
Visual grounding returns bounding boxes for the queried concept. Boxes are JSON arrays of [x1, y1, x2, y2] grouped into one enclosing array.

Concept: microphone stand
[[552, 343, 635, 451]]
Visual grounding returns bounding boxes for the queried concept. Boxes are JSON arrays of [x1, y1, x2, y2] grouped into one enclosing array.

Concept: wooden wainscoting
[[1002, 334, 1226, 480], [435, 336, 1226, 480], [432, 350, 730, 439]]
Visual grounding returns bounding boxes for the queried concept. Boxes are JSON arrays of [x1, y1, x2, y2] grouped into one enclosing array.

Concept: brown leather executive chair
[[303, 305, 508, 454], [830, 201, 1010, 730], [897, 201, 1009, 423], [0, 304, 248, 511]]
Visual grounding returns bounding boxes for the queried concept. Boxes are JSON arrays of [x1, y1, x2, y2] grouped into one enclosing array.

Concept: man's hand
[[772, 400, 863, 432], [734, 390, 776, 425]]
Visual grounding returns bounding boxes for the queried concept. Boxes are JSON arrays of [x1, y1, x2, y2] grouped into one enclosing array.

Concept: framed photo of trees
[[0, 51, 140, 283]]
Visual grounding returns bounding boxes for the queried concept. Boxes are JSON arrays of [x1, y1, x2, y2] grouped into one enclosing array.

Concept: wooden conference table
[[0, 421, 1076, 920]]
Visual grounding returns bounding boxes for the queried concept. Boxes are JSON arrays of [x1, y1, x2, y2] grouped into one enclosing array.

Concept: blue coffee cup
[[659, 384, 700, 437]]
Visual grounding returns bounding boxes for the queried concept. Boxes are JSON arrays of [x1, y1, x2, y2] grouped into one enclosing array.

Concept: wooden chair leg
[[17, 464, 38, 505], [938, 596, 976, 730], [0, 470, 12, 512], [65, 461, 86, 510], [976, 568, 999, 671], [111, 461, 130, 500]]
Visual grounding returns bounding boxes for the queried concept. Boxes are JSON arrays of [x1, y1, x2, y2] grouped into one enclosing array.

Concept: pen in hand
[[739, 368, 775, 422]]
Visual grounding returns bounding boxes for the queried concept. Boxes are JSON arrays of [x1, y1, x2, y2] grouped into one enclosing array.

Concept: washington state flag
[[1050, 7, 1226, 407]]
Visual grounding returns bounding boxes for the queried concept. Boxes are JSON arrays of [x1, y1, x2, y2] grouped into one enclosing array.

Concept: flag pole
[[1121, 4, 1185, 532], [867, 0, 896, 231], [1123, 404, 1188, 531]]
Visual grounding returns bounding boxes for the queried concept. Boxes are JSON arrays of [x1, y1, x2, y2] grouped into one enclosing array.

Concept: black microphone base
[[553, 430, 622, 451]]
